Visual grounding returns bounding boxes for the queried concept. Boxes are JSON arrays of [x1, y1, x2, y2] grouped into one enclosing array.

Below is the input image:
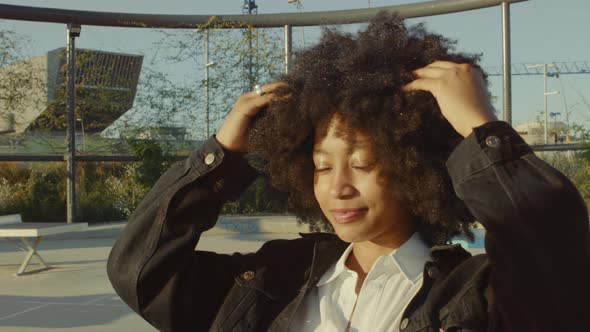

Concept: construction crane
[[485, 61, 590, 144], [242, 0, 258, 15], [484, 61, 590, 77]]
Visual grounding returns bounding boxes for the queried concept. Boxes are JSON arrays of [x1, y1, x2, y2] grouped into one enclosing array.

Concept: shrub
[[0, 162, 148, 222]]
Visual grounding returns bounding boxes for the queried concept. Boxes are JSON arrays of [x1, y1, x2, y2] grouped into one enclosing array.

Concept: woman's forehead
[[313, 119, 374, 154]]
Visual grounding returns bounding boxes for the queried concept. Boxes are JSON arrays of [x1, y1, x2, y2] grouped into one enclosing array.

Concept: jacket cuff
[[187, 135, 258, 201], [446, 121, 532, 183]]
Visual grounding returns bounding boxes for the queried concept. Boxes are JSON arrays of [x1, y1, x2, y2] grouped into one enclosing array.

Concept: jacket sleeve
[[446, 121, 590, 331], [107, 136, 259, 331]]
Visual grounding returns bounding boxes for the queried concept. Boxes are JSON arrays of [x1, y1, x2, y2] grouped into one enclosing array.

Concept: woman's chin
[[333, 228, 366, 243]]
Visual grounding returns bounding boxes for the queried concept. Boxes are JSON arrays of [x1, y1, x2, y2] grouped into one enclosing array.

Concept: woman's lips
[[330, 208, 368, 224]]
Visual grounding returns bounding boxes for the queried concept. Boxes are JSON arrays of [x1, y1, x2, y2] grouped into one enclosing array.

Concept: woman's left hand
[[403, 61, 498, 138]]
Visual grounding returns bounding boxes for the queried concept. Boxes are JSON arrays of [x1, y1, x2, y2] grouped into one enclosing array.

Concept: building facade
[[0, 48, 143, 134]]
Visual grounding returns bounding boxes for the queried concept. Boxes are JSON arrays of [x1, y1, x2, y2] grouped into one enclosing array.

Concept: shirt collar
[[316, 232, 430, 287]]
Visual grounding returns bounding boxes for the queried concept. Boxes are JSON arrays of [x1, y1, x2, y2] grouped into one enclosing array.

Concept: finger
[[251, 91, 277, 108], [262, 81, 288, 91], [245, 81, 288, 98], [402, 78, 437, 93], [426, 60, 460, 69], [413, 67, 448, 79], [242, 93, 277, 118]]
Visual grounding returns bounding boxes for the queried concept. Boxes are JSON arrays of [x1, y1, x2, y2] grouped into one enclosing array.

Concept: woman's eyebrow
[[352, 142, 371, 149], [313, 145, 371, 156], [312, 148, 329, 155], [348, 142, 372, 154]]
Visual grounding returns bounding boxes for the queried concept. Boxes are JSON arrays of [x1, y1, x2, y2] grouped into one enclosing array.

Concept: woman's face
[[313, 115, 414, 245]]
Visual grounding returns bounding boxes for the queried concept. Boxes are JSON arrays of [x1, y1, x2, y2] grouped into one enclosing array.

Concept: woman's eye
[[315, 167, 331, 172], [352, 162, 371, 168], [352, 163, 374, 171]]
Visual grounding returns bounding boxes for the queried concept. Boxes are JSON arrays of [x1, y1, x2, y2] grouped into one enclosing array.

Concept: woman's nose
[[329, 168, 356, 198]]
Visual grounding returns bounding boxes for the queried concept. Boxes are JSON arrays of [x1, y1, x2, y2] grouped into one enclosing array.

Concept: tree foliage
[[0, 28, 46, 131]]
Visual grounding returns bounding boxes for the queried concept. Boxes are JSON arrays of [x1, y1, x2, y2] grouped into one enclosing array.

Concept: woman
[[107, 14, 590, 331]]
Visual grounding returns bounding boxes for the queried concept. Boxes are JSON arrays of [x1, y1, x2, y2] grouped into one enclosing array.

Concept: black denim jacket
[[107, 121, 590, 332]]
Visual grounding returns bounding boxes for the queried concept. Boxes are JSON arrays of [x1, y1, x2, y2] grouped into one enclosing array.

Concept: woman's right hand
[[216, 81, 287, 153]]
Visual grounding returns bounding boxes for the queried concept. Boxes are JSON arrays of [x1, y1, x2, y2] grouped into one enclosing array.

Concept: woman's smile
[[330, 208, 368, 224]]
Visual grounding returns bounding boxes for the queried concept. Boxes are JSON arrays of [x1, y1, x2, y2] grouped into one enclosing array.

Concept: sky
[[1, 0, 589, 138]]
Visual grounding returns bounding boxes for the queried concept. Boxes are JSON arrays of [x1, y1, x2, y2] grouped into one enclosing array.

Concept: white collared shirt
[[289, 233, 431, 332]]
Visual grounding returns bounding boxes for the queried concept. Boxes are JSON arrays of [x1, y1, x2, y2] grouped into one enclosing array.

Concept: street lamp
[[205, 61, 216, 138], [204, 28, 217, 138], [205, 29, 217, 137], [527, 63, 560, 144]]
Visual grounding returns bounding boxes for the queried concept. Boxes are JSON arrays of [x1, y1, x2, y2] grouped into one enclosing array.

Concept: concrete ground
[[0, 217, 483, 331], [0, 219, 302, 332]]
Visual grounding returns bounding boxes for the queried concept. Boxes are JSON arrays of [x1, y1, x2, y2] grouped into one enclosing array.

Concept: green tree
[[0, 28, 46, 134]]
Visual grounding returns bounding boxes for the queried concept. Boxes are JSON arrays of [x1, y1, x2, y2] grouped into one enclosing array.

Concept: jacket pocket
[[217, 281, 279, 332], [439, 286, 488, 332], [218, 286, 257, 331]]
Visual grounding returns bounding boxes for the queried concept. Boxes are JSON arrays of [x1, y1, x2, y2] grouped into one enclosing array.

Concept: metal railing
[[0, 0, 531, 222]]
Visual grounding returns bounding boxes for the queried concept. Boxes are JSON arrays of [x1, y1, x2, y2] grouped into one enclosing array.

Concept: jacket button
[[400, 317, 410, 330], [204, 153, 216, 165], [485, 135, 501, 148], [241, 270, 256, 281], [427, 266, 440, 279]]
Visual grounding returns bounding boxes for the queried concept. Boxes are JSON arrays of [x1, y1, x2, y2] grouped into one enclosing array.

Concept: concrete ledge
[[44, 215, 310, 240], [210, 215, 309, 235], [43, 221, 126, 240]]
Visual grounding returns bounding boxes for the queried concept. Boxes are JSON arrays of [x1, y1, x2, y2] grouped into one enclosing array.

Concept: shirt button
[[400, 317, 410, 330], [485, 135, 501, 148], [427, 266, 440, 279], [204, 153, 216, 165], [241, 270, 256, 281]]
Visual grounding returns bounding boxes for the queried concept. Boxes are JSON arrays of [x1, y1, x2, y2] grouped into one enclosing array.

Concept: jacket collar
[[304, 234, 473, 288], [304, 235, 349, 288], [317, 232, 431, 287]]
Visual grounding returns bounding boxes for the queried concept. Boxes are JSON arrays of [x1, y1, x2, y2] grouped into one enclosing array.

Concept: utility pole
[[204, 29, 216, 138], [66, 23, 81, 224], [242, 0, 258, 91], [204, 29, 210, 138], [527, 63, 559, 144]]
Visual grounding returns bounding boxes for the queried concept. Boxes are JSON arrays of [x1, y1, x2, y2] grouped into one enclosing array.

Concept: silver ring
[[254, 84, 264, 96]]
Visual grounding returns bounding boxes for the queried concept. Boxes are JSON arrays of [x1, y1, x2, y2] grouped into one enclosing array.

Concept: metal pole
[[245, 1, 256, 91], [544, 63, 548, 144], [501, 2, 512, 124], [284, 24, 292, 74], [80, 119, 85, 151], [557, 67, 571, 143], [0, 1, 531, 29], [205, 28, 210, 138], [66, 23, 80, 224], [248, 29, 254, 90]]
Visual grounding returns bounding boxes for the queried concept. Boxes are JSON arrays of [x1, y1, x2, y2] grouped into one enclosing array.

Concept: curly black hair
[[248, 12, 483, 246]]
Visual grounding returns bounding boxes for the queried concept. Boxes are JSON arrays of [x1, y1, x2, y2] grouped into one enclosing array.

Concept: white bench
[[0, 214, 88, 276]]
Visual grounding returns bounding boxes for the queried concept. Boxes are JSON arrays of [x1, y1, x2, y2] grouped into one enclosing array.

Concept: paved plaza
[[0, 219, 302, 332], [0, 218, 483, 331]]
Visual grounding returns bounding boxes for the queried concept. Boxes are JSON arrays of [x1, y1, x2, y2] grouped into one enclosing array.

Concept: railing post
[[284, 24, 292, 74], [205, 28, 210, 138], [66, 23, 80, 224], [501, 2, 512, 124]]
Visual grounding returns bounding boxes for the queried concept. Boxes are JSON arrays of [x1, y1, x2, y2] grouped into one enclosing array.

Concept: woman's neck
[[344, 234, 410, 295], [346, 221, 416, 276]]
